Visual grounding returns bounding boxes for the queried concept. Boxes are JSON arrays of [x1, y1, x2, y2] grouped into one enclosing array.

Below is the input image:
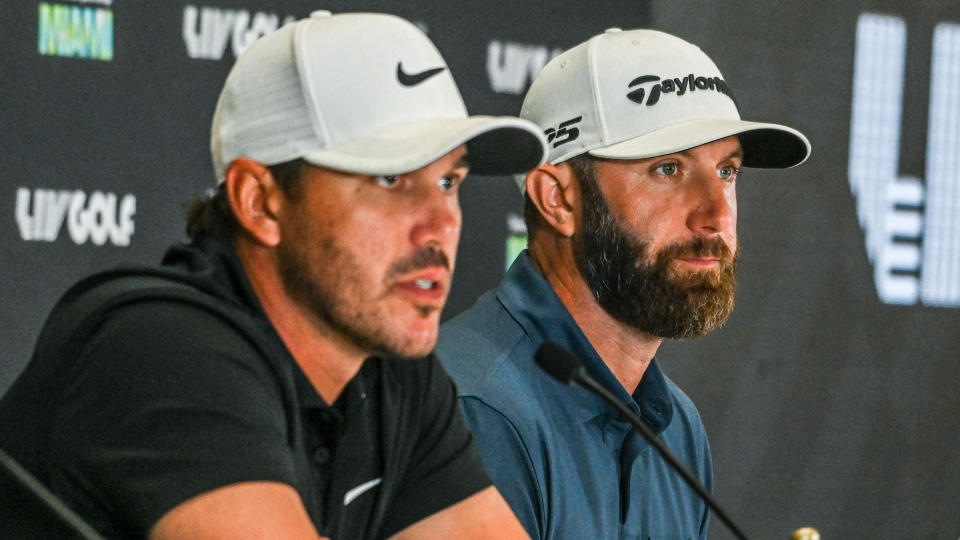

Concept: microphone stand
[[0, 449, 105, 540]]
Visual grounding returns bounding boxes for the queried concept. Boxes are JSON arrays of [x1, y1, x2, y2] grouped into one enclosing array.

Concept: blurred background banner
[[2, 1, 959, 538]]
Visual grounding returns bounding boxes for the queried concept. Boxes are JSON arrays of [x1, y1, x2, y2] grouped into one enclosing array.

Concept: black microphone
[[534, 342, 750, 540]]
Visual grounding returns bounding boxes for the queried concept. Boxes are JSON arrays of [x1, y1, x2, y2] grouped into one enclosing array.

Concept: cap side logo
[[544, 116, 583, 148], [396, 62, 446, 86]]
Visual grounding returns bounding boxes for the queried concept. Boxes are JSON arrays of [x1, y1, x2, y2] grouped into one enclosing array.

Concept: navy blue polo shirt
[[437, 251, 712, 539]]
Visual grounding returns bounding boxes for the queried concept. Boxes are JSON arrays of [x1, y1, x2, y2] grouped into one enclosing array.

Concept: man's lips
[[393, 268, 449, 301], [674, 257, 722, 268]]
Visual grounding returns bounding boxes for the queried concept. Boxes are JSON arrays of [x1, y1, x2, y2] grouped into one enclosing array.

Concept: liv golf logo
[[849, 13, 960, 307]]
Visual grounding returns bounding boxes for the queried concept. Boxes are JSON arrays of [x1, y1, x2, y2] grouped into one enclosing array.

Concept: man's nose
[[686, 174, 735, 237], [409, 187, 462, 248]]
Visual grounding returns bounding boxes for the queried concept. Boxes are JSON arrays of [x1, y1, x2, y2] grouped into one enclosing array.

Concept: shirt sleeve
[[458, 395, 545, 539], [47, 300, 298, 536], [376, 356, 493, 537]]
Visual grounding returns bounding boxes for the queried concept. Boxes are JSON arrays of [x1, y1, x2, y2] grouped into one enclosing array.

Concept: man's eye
[[438, 175, 459, 191], [655, 163, 679, 176], [376, 175, 400, 189], [718, 166, 741, 180]]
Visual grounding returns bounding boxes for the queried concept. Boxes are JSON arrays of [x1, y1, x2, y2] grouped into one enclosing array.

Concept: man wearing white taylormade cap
[[437, 28, 810, 538], [0, 11, 545, 539]]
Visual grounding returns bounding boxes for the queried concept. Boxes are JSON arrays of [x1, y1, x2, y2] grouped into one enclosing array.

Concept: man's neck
[[236, 240, 365, 404], [529, 242, 662, 394]]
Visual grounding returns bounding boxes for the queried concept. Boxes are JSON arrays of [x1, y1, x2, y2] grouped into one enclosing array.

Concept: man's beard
[[573, 166, 738, 339]]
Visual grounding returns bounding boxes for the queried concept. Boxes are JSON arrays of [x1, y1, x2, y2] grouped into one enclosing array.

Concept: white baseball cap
[[211, 10, 547, 183], [516, 28, 810, 190]]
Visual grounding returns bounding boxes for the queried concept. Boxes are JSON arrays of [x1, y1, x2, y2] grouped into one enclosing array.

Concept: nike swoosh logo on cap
[[396, 62, 446, 86], [343, 477, 382, 506]]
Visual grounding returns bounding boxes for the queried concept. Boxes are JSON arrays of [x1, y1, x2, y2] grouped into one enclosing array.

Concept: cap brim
[[300, 116, 547, 177], [587, 117, 810, 169]]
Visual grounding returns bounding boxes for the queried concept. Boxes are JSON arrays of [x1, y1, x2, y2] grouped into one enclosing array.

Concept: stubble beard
[[574, 167, 738, 339], [276, 225, 450, 359]]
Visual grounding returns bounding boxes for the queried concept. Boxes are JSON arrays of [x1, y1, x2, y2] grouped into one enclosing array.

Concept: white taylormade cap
[[212, 11, 547, 183], [516, 28, 810, 190]]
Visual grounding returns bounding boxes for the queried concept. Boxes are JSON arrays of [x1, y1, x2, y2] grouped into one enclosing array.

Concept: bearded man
[[436, 28, 810, 539]]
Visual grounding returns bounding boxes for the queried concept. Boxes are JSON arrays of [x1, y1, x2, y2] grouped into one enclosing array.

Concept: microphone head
[[534, 342, 584, 384]]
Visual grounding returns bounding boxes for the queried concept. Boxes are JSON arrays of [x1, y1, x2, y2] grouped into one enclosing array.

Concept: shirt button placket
[[312, 446, 331, 465]]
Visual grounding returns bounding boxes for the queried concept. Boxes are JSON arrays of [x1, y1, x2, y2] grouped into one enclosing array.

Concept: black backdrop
[[3, 1, 959, 538]]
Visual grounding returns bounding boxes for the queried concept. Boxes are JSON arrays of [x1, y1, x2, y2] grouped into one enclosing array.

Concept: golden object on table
[[791, 527, 821, 540]]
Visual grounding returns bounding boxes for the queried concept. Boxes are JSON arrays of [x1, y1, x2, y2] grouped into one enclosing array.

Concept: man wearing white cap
[[437, 28, 810, 538], [0, 11, 545, 539]]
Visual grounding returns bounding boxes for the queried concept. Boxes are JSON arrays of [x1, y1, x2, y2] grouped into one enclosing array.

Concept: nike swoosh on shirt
[[396, 62, 445, 86], [343, 477, 383, 506]]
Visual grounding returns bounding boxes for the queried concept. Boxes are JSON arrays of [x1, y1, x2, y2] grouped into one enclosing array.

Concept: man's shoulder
[[440, 289, 517, 341], [57, 266, 242, 334], [37, 264, 286, 390], [658, 369, 703, 419], [436, 304, 562, 443], [436, 291, 529, 395], [656, 368, 710, 449]]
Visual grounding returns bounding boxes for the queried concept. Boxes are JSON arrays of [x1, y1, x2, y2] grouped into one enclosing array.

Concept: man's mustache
[[387, 245, 451, 277], [657, 236, 735, 264]]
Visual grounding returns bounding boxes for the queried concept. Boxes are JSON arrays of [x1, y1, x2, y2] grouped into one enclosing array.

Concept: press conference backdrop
[[2, 1, 958, 538]]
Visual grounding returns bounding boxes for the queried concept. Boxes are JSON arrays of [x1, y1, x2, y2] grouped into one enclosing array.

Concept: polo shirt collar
[[293, 359, 371, 414], [169, 235, 371, 422], [497, 251, 673, 434]]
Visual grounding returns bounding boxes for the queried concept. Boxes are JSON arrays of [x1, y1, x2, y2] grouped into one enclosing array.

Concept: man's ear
[[525, 162, 577, 237], [224, 158, 284, 247]]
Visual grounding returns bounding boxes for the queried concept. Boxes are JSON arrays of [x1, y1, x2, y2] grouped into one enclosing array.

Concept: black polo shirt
[[0, 236, 491, 538]]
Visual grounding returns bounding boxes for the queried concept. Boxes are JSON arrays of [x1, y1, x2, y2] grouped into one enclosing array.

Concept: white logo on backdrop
[[15, 188, 136, 247], [848, 13, 960, 307], [487, 40, 562, 95], [182, 5, 295, 60]]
